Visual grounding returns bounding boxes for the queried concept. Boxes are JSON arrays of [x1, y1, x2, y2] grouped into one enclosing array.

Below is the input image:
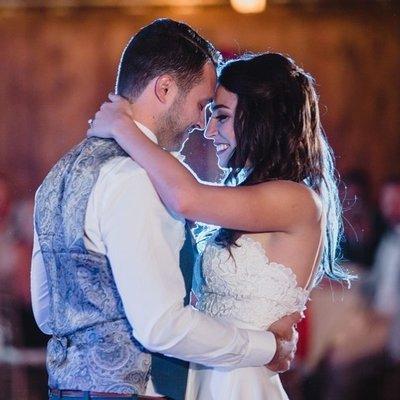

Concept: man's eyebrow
[[210, 103, 230, 111]]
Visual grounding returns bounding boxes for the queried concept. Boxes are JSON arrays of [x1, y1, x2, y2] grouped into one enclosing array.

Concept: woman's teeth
[[216, 144, 229, 152]]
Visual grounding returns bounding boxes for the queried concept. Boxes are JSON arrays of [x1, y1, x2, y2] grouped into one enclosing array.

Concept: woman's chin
[[216, 158, 228, 169], [217, 151, 234, 170]]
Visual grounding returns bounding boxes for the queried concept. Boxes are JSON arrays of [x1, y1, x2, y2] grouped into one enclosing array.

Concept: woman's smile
[[215, 143, 231, 153]]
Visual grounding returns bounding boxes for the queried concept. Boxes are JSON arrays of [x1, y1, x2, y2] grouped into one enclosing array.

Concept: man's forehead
[[199, 89, 214, 105], [203, 61, 217, 85], [194, 63, 216, 102]]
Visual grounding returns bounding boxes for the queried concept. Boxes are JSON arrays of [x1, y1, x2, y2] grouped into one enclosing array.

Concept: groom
[[31, 19, 299, 399]]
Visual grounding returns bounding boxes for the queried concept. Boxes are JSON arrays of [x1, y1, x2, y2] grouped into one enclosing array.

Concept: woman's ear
[[154, 74, 178, 105]]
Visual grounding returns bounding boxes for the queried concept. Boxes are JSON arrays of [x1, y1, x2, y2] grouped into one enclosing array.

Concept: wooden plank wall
[[0, 5, 399, 198]]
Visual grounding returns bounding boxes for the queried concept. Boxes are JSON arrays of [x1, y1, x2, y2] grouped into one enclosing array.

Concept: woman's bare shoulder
[[256, 180, 323, 223]]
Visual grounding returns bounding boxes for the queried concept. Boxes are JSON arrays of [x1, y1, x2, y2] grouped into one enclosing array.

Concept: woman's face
[[204, 85, 238, 168]]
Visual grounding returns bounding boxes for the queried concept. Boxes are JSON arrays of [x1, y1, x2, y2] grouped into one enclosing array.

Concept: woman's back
[[187, 232, 311, 400], [196, 233, 311, 330]]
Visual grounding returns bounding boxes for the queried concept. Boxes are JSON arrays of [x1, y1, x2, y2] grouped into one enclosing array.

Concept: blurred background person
[[371, 177, 400, 325], [12, 197, 47, 349], [305, 177, 400, 400], [0, 174, 47, 400], [0, 173, 24, 397], [0, 173, 20, 346], [366, 177, 400, 399]]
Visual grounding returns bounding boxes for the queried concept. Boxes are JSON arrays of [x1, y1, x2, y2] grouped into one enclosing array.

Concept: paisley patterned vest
[[35, 138, 153, 394]]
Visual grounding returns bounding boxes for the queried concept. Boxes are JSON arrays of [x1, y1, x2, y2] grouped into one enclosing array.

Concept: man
[[31, 19, 298, 400], [336, 176, 400, 400], [372, 177, 400, 399], [372, 177, 400, 324]]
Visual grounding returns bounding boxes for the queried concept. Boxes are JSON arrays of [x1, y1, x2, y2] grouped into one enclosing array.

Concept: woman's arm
[[88, 95, 322, 232]]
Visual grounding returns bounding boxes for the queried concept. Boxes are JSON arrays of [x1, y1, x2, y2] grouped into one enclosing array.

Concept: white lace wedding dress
[[185, 235, 310, 400]]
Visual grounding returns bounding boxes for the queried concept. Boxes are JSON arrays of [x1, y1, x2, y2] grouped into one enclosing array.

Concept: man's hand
[[266, 312, 302, 373]]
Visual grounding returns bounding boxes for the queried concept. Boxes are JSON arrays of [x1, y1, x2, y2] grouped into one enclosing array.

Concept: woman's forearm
[[116, 124, 200, 217]]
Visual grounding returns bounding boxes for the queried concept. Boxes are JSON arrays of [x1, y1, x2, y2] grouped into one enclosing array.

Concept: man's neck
[[129, 105, 155, 131], [134, 120, 158, 144], [129, 99, 183, 152]]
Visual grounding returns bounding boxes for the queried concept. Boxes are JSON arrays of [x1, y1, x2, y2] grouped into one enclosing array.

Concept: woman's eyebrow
[[210, 103, 230, 112]]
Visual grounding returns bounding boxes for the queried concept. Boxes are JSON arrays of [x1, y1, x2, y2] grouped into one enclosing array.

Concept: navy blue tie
[[151, 223, 196, 400]]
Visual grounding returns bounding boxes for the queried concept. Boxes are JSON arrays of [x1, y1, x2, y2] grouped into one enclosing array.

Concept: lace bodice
[[195, 235, 310, 330]]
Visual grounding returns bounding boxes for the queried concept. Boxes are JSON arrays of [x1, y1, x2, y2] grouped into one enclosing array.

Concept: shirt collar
[[133, 119, 185, 162], [134, 120, 158, 144]]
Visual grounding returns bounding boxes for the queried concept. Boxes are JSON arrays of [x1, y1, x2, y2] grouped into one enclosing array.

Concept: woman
[[88, 53, 351, 399]]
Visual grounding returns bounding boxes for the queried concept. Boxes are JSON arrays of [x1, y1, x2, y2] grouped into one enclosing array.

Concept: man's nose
[[204, 117, 217, 140], [196, 108, 208, 131]]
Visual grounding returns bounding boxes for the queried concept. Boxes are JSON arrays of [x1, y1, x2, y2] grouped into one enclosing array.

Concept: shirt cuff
[[239, 330, 277, 367]]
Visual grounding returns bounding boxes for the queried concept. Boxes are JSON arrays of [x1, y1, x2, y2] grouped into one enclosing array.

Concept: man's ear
[[154, 74, 178, 104]]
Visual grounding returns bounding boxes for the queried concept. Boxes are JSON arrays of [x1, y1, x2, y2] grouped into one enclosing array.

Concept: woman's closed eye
[[215, 114, 228, 123]]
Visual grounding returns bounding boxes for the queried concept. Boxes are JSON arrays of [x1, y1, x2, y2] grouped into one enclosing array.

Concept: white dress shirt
[[31, 122, 276, 396]]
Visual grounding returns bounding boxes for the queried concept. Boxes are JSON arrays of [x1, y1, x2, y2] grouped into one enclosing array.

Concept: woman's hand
[[87, 94, 135, 140]]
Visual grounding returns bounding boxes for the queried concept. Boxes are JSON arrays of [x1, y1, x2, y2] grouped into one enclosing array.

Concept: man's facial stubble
[[157, 92, 192, 151]]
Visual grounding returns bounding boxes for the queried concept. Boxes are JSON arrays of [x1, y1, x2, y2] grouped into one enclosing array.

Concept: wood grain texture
[[0, 5, 399, 197]]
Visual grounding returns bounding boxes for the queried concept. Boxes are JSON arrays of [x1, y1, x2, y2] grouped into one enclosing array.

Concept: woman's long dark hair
[[214, 53, 351, 285]]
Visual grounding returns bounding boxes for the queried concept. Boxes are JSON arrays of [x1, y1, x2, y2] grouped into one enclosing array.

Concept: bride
[[88, 52, 351, 399]]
